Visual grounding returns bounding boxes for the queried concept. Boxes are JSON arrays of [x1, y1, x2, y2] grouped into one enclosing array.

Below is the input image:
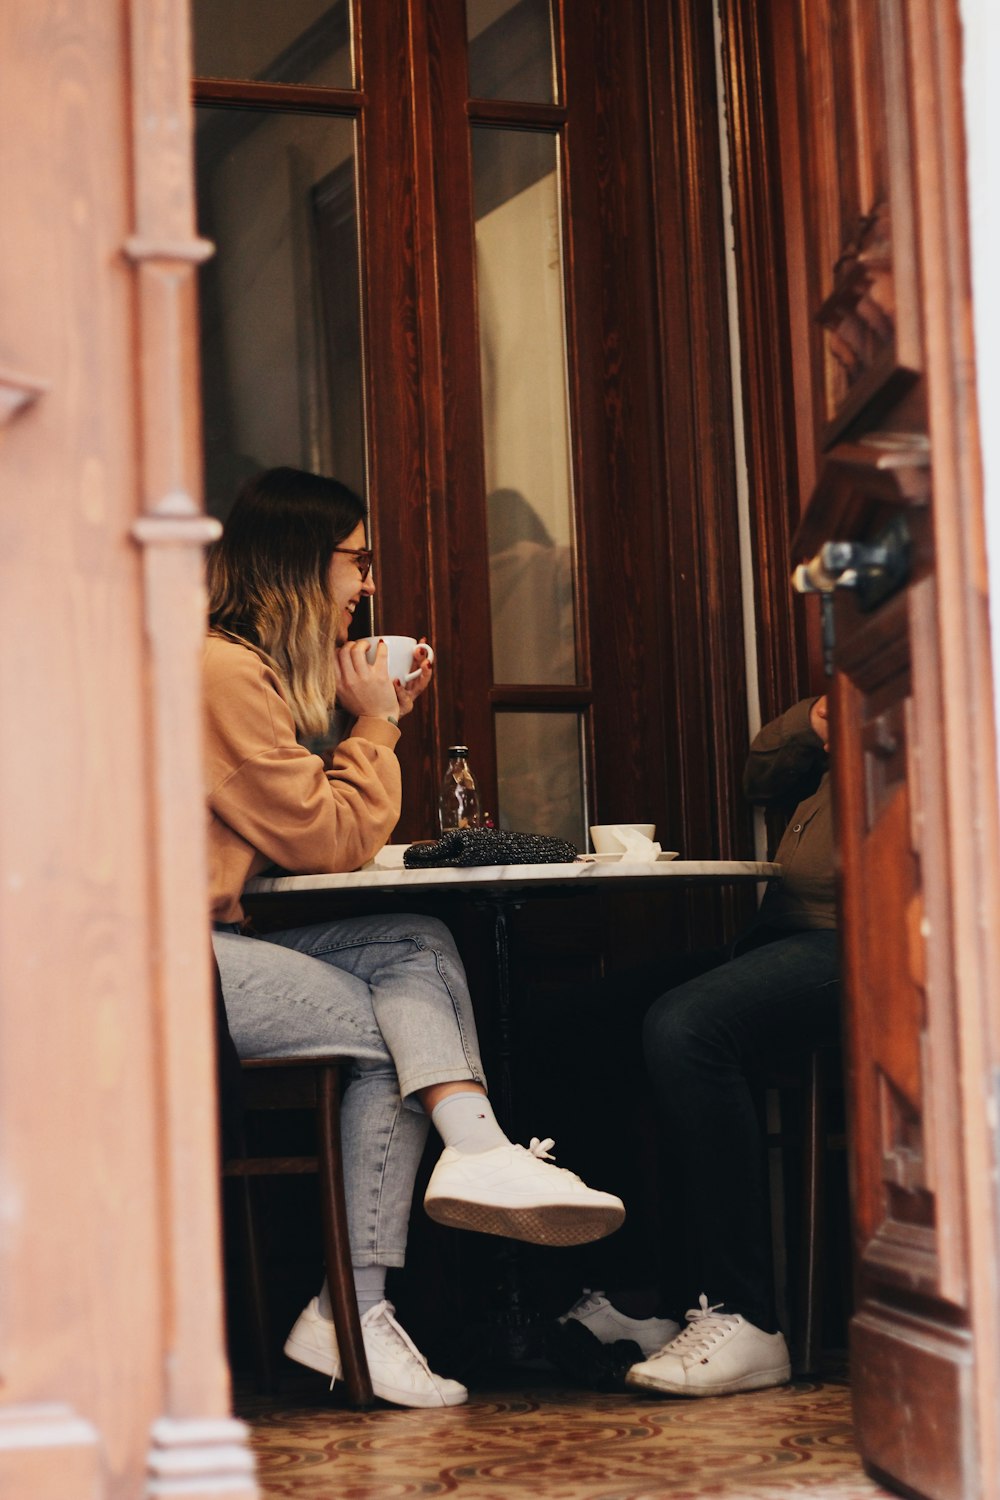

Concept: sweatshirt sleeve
[[742, 697, 827, 806], [205, 639, 402, 875]]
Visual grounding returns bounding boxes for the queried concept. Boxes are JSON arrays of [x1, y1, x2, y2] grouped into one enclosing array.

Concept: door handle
[[792, 514, 912, 674], [793, 514, 911, 608]]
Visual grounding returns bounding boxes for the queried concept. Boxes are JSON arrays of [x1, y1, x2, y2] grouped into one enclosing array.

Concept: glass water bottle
[[438, 745, 481, 834]]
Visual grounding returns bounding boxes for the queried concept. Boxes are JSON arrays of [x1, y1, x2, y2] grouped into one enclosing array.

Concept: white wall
[[959, 0, 1000, 785]]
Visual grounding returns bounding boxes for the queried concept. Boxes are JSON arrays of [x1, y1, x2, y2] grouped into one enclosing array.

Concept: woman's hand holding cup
[[364, 635, 435, 721], [392, 638, 434, 719], [334, 638, 400, 723]]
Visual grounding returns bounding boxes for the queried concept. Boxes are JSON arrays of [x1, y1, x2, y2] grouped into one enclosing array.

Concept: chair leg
[[237, 1171, 277, 1392], [793, 1050, 825, 1375], [316, 1067, 374, 1408]]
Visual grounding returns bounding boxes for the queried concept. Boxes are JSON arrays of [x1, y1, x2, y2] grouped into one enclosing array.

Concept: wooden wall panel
[[717, 0, 812, 728], [641, 0, 756, 933], [362, 0, 453, 840]]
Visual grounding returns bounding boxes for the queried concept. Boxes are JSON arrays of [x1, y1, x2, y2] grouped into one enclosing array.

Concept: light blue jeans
[[213, 913, 485, 1267]]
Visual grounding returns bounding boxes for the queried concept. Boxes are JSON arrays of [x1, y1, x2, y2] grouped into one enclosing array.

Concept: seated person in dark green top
[[556, 697, 838, 1397]]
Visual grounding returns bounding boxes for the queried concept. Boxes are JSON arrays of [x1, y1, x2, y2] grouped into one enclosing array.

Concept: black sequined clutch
[[403, 828, 578, 868]]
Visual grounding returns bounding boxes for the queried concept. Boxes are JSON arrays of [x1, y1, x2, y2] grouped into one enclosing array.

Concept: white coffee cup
[[364, 634, 435, 685], [589, 822, 656, 854]]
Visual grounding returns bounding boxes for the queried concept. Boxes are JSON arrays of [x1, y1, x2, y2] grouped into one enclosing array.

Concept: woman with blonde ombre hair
[[204, 466, 624, 1409], [207, 466, 355, 736]]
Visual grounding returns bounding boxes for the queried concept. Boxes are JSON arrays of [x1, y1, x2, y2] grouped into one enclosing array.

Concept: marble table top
[[245, 853, 781, 898]]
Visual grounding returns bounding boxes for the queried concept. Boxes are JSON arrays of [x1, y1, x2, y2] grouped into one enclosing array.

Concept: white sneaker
[[424, 1137, 625, 1246], [559, 1289, 681, 1358], [626, 1294, 791, 1397], [283, 1297, 468, 1408]]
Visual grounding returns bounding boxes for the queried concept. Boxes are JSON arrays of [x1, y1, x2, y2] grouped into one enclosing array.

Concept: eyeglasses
[[330, 547, 374, 581]]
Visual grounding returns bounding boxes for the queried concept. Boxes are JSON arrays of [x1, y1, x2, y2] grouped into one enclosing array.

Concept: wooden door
[[782, 1, 1000, 1495]]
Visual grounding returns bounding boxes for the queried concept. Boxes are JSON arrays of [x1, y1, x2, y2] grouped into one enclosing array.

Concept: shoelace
[[656, 1293, 741, 1365], [329, 1300, 435, 1390], [529, 1136, 557, 1160], [567, 1287, 606, 1319], [525, 1136, 585, 1184]]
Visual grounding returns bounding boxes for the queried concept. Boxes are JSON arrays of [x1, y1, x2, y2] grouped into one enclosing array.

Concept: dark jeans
[[642, 926, 840, 1332]]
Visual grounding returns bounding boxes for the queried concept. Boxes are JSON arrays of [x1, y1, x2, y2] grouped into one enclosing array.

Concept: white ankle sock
[[317, 1266, 387, 1321], [431, 1091, 508, 1154]]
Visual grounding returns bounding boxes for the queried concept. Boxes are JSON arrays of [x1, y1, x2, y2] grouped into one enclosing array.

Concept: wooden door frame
[[0, 0, 257, 1493], [719, 0, 1000, 1487]]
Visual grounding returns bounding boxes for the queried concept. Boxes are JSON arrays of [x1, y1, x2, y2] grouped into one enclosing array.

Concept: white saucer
[[580, 851, 679, 864]]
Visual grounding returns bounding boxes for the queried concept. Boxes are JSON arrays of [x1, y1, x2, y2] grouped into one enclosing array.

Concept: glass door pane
[[496, 711, 585, 845], [466, 0, 556, 103], [193, 0, 355, 89], [472, 126, 578, 686], [195, 106, 366, 519]]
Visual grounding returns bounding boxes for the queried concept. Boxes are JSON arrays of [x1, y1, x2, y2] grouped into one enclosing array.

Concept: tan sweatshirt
[[742, 697, 836, 931], [204, 633, 402, 921]]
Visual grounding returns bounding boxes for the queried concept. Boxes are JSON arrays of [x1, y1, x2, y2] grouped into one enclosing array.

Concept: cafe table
[[243, 853, 780, 1360], [244, 853, 781, 1127]]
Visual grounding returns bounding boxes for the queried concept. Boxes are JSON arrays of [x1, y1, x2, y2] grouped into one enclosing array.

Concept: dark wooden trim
[[490, 686, 592, 707], [640, 0, 753, 905], [419, 0, 499, 821], [717, 0, 811, 724], [357, 0, 442, 839], [193, 78, 364, 111], [766, 0, 826, 682], [562, 9, 668, 843], [466, 100, 566, 126]]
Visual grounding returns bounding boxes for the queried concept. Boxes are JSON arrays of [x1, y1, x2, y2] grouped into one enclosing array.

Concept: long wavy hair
[[207, 467, 367, 737]]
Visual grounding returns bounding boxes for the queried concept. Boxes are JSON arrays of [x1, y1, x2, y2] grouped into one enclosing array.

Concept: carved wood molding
[[123, 236, 214, 265], [852, 1303, 974, 1493], [0, 1403, 101, 1494], [793, 435, 931, 560], [819, 201, 896, 387], [131, 482, 222, 546], [813, 1, 925, 448], [0, 366, 49, 428], [132, 514, 222, 546], [146, 1415, 256, 1499], [862, 1215, 940, 1296]]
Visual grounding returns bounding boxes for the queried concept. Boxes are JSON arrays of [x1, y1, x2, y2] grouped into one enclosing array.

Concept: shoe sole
[[424, 1194, 624, 1246], [370, 1382, 468, 1408], [625, 1363, 791, 1397], [283, 1333, 468, 1409]]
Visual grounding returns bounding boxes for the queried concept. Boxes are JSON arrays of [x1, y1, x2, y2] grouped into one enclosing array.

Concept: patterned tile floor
[[238, 1371, 898, 1498]]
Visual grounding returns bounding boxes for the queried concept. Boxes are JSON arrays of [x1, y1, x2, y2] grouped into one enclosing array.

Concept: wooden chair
[[221, 1053, 374, 1407], [211, 946, 372, 1405], [764, 1045, 848, 1375]]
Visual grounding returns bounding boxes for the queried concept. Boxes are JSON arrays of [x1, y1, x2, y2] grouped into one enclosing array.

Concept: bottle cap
[[447, 745, 469, 756]]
